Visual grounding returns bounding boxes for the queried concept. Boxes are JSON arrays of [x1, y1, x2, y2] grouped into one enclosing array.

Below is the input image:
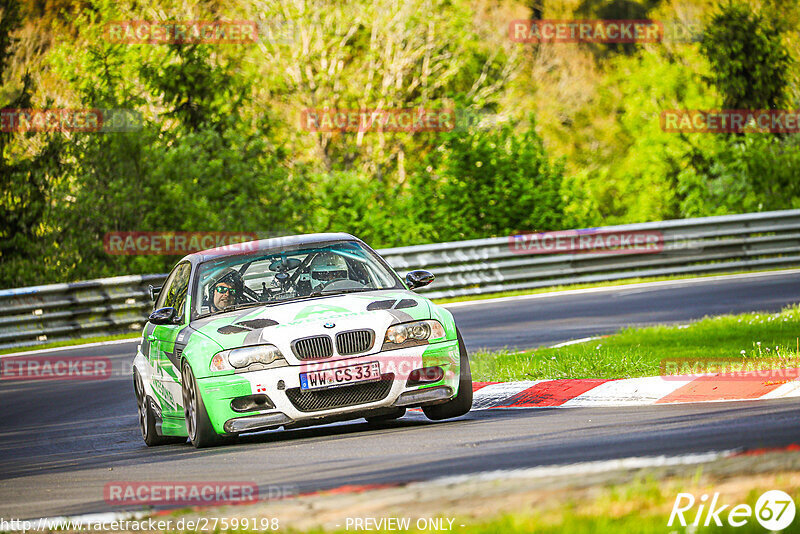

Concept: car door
[[142, 265, 180, 388], [150, 262, 192, 420]]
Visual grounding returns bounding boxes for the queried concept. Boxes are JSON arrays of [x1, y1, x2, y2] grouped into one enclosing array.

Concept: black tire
[[181, 361, 227, 448], [422, 329, 473, 421], [365, 407, 406, 423], [134, 371, 184, 446]]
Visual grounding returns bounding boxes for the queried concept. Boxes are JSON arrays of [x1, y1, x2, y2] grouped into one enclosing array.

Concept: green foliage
[[140, 43, 247, 132], [701, 1, 793, 110], [3, 0, 309, 284], [677, 2, 800, 218], [302, 170, 418, 248], [571, 0, 800, 225], [0, 0, 67, 287], [564, 46, 718, 224], [414, 118, 567, 242], [0, 0, 21, 71], [678, 133, 800, 216]]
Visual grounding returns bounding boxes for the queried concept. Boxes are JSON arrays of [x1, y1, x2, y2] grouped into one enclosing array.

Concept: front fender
[[181, 331, 225, 380], [427, 301, 458, 341]]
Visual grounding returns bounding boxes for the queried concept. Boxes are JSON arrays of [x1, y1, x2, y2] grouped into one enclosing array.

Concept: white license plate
[[300, 362, 381, 391]]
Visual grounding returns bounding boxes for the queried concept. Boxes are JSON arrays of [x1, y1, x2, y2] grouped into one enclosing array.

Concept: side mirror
[[405, 270, 435, 290], [148, 285, 162, 302], [148, 307, 178, 325]]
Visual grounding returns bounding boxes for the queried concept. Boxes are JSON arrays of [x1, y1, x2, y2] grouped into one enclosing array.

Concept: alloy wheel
[[182, 365, 197, 441]]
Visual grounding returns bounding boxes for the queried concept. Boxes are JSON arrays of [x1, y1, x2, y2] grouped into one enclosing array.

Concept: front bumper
[[199, 340, 461, 435]]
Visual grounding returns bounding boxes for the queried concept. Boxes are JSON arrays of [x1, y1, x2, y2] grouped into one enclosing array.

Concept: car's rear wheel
[[365, 407, 406, 423], [182, 361, 228, 448], [134, 371, 184, 446], [422, 329, 473, 421]]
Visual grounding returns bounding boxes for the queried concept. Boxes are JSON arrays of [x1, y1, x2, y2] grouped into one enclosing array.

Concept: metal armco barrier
[[2, 210, 800, 350], [0, 275, 167, 351]]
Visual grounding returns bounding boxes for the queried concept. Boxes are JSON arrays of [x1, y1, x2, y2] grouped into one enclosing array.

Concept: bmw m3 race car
[[133, 233, 472, 448]]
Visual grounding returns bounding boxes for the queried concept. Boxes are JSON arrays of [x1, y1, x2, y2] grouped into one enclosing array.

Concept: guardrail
[[2, 209, 800, 350]]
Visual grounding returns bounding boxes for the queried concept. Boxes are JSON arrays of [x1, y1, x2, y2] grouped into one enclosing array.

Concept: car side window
[[155, 268, 180, 310], [171, 264, 192, 322], [156, 262, 191, 321]]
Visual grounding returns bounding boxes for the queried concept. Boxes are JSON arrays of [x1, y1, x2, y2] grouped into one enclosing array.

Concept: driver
[[208, 268, 244, 312], [308, 252, 349, 291]]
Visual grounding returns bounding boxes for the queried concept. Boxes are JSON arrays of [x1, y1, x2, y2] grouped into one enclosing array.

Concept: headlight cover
[[210, 344, 284, 371], [383, 320, 446, 350]]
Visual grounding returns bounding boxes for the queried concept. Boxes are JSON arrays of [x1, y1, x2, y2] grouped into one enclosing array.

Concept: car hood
[[188, 290, 433, 353]]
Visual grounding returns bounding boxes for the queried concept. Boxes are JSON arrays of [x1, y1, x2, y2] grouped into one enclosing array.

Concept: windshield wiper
[[308, 287, 375, 297], [221, 302, 264, 313], [264, 287, 373, 304]]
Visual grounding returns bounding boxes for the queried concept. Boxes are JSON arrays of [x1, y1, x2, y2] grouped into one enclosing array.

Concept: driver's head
[[309, 252, 348, 288], [209, 268, 243, 311]]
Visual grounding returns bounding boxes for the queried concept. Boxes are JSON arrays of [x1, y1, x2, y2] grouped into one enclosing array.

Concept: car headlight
[[210, 344, 284, 371], [383, 320, 446, 350]]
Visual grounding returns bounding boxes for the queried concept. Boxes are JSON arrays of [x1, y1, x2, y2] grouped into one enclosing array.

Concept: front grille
[[336, 329, 375, 356], [286, 374, 394, 412], [292, 335, 333, 360]]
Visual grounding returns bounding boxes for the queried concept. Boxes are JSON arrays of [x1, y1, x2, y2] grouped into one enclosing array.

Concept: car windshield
[[193, 240, 403, 318]]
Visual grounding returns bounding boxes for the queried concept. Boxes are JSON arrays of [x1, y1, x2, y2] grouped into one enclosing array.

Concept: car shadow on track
[[0, 410, 500, 482]]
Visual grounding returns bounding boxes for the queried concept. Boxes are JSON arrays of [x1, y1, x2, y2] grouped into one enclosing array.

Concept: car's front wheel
[[181, 361, 228, 448], [422, 329, 473, 421]]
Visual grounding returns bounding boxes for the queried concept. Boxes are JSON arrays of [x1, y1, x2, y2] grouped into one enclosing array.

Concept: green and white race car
[[133, 233, 472, 448]]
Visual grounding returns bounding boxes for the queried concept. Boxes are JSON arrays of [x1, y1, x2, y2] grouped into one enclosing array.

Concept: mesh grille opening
[[286, 374, 394, 412]]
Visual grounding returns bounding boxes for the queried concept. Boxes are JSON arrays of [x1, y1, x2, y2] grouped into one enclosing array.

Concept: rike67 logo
[[669, 490, 795, 531]]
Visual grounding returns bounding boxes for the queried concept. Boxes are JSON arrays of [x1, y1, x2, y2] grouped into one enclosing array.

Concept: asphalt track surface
[[2, 271, 800, 520]]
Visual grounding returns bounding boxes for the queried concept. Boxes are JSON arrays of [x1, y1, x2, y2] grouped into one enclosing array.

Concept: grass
[[431, 267, 795, 305], [229, 466, 800, 534], [471, 304, 800, 382], [446, 512, 775, 534]]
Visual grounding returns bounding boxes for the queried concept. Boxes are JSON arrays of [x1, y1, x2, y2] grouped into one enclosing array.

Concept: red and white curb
[[470, 370, 800, 409]]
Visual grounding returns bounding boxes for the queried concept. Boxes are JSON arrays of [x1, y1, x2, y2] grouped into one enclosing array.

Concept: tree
[[413, 117, 567, 242], [247, 0, 520, 181], [701, 1, 793, 111], [678, 2, 800, 217], [43, 1, 305, 282], [0, 0, 66, 287]]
